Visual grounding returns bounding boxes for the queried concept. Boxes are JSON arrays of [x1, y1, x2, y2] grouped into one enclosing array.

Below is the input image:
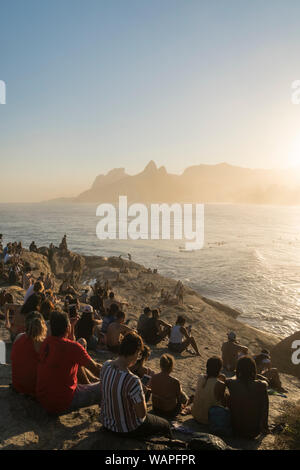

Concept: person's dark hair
[[176, 315, 186, 325], [144, 307, 151, 315], [206, 356, 223, 377], [236, 356, 256, 382], [160, 353, 174, 373], [108, 303, 119, 315], [119, 332, 143, 357], [152, 309, 159, 319], [202, 356, 223, 388], [21, 293, 42, 315], [50, 311, 69, 337]]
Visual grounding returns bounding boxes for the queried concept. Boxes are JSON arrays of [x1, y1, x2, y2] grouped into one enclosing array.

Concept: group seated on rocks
[[0, 241, 287, 443]]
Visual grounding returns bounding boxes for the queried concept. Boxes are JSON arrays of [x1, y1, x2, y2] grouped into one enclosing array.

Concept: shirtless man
[[221, 332, 248, 372], [106, 311, 133, 354]]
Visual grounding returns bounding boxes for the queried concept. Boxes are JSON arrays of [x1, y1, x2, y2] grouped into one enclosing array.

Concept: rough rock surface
[[1, 249, 300, 450]]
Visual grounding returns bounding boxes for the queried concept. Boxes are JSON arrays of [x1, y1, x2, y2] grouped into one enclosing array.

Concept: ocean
[[0, 202, 299, 337]]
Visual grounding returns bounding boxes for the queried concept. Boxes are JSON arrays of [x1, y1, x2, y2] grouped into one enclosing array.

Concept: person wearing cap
[[221, 332, 248, 372], [75, 305, 102, 351]]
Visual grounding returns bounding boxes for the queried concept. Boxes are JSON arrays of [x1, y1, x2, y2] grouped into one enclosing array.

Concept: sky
[[1, 0, 300, 202]]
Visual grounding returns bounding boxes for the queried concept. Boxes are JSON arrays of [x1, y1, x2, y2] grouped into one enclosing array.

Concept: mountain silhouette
[[49, 161, 300, 204]]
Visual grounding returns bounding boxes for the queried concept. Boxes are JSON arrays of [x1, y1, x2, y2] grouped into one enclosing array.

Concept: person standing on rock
[[29, 241, 38, 253], [59, 234, 68, 252], [11, 312, 47, 397]]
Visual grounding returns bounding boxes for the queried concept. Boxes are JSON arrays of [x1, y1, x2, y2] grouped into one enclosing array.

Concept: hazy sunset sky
[[1, 0, 300, 202]]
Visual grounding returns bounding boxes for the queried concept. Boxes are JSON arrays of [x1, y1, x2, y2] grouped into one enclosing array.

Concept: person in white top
[[24, 281, 44, 303], [168, 315, 200, 356]]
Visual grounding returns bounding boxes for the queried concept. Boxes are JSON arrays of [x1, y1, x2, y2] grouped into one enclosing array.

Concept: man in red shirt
[[36, 311, 102, 414]]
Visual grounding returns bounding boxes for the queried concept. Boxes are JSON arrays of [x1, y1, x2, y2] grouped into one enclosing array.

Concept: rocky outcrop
[[20, 251, 52, 276], [48, 249, 85, 281], [188, 433, 231, 450]]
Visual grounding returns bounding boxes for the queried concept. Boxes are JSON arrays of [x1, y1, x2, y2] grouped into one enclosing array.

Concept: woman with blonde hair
[[11, 312, 47, 397]]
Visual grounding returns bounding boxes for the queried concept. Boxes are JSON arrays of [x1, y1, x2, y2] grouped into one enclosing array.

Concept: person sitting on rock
[[99, 331, 172, 438], [225, 356, 269, 438], [11, 312, 47, 397], [29, 241, 38, 253], [104, 291, 122, 313], [191, 356, 227, 424], [22, 267, 33, 291], [36, 311, 102, 414], [24, 280, 45, 303], [137, 306, 151, 337], [221, 332, 248, 372], [5, 293, 43, 341], [130, 345, 155, 402], [168, 315, 200, 356], [130, 344, 155, 379], [59, 279, 78, 296], [44, 273, 54, 291], [106, 310, 133, 354], [75, 305, 102, 351], [151, 354, 188, 418], [142, 309, 171, 346], [253, 349, 286, 393], [99, 302, 120, 346]]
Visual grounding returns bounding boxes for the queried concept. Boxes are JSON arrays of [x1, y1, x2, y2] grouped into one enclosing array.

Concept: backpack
[[208, 405, 232, 438]]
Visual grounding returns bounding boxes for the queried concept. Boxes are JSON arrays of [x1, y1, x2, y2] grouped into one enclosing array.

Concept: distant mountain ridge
[[50, 161, 300, 205]]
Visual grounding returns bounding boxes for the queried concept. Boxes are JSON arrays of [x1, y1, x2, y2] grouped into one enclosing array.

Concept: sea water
[[0, 202, 299, 337]]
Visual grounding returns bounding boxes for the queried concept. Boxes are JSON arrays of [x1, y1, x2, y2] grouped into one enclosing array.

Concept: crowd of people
[[0, 239, 287, 443]]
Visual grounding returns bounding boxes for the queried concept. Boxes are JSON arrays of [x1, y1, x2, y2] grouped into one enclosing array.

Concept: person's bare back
[[106, 322, 122, 347], [151, 372, 182, 412]]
